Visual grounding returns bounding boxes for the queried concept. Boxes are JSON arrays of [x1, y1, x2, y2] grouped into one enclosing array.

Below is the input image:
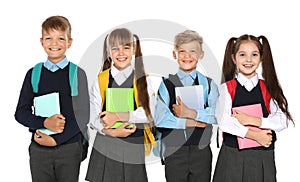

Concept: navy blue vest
[[223, 81, 276, 150]]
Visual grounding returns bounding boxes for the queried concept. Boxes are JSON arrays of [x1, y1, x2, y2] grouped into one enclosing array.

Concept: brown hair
[[41, 15, 72, 39], [222, 34, 293, 122], [102, 28, 153, 125]]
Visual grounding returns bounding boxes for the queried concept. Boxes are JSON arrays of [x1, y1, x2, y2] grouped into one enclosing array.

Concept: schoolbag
[[31, 62, 89, 161], [216, 79, 272, 147], [97, 69, 157, 156]]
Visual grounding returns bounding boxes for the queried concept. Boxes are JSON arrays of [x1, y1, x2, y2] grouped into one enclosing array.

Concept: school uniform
[[15, 58, 90, 182], [155, 69, 219, 182], [86, 64, 156, 182], [213, 73, 288, 182]]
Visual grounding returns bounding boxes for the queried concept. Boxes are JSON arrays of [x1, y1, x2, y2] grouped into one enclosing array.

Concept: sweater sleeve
[[14, 69, 45, 131]]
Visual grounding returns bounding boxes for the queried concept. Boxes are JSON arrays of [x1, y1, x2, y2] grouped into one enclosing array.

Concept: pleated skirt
[[85, 133, 148, 182], [213, 145, 276, 182]]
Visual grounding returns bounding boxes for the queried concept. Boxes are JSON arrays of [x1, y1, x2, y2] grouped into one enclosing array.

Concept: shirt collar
[[111, 63, 134, 78], [44, 57, 69, 72], [177, 69, 197, 80], [236, 73, 259, 87]]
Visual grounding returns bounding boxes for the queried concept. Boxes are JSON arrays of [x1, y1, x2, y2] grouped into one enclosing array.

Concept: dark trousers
[[164, 145, 212, 182], [29, 141, 82, 182]]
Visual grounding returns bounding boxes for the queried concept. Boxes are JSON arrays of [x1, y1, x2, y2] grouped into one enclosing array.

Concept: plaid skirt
[[85, 133, 148, 182], [213, 145, 276, 182]]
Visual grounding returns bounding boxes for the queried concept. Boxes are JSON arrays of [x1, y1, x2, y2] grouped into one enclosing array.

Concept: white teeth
[[117, 58, 126, 61]]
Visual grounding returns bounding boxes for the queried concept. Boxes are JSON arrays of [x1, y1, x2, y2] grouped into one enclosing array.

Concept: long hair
[[102, 28, 153, 125], [222, 34, 293, 122]]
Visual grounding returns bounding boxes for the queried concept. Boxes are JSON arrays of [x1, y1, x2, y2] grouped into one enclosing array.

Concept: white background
[[1, 0, 299, 181]]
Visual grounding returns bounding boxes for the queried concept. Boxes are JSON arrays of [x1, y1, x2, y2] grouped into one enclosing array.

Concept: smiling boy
[[154, 30, 219, 182], [14, 16, 89, 182]]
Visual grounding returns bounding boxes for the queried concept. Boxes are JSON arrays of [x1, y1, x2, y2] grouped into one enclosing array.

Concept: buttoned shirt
[[44, 57, 69, 72]]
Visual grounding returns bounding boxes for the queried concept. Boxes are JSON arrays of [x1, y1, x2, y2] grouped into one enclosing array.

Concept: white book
[[175, 85, 204, 110], [33, 92, 60, 135]]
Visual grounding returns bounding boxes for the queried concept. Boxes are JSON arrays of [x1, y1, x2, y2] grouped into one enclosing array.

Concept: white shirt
[[216, 73, 288, 138], [89, 64, 157, 134]]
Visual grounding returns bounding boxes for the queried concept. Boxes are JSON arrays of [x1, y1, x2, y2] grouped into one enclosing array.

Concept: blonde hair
[[174, 30, 203, 51]]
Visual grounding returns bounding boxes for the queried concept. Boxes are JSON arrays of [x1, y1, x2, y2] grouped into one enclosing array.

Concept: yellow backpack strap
[[133, 75, 157, 156], [98, 69, 110, 108]]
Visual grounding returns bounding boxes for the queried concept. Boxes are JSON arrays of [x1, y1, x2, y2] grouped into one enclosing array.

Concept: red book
[[232, 103, 263, 149]]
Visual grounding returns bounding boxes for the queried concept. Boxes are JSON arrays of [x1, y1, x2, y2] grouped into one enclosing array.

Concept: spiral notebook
[[105, 88, 135, 129], [232, 103, 263, 149], [33, 92, 60, 135]]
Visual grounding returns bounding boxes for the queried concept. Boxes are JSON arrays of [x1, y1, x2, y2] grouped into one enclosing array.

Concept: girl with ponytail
[[213, 34, 293, 182], [86, 28, 155, 182]]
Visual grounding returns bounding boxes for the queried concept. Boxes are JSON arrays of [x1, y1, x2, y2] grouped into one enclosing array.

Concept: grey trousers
[[29, 141, 82, 182], [164, 145, 212, 182]]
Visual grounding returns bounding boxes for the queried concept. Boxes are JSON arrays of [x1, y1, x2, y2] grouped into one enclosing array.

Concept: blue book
[[33, 92, 60, 135]]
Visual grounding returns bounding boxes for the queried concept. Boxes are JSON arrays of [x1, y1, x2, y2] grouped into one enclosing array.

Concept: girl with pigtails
[[85, 28, 156, 182], [213, 34, 293, 182]]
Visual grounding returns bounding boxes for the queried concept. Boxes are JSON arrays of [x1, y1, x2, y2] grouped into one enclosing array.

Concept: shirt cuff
[[260, 117, 269, 129], [176, 118, 186, 129], [195, 110, 217, 124], [240, 125, 249, 138], [129, 110, 149, 123]]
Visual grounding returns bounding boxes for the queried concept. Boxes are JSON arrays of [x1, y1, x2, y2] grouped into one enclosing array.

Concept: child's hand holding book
[[172, 96, 197, 119]]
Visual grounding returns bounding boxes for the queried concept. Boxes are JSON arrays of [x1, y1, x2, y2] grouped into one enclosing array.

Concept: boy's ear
[[40, 37, 43, 46], [173, 50, 177, 59], [199, 50, 204, 60], [67, 38, 73, 48]]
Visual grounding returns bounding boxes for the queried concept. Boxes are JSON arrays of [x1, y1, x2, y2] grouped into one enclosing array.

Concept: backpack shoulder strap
[[31, 62, 43, 93], [259, 79, 271, 113], [69, 62, 78, 96], [31, 62, 78, 96], [98, 69, 110, 108], [196, 73, 211, 105], [205, 77, 212, 108], [168, 74, 183, 87], [207, 77, 212, 94], [225, 79, 237, 101]]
